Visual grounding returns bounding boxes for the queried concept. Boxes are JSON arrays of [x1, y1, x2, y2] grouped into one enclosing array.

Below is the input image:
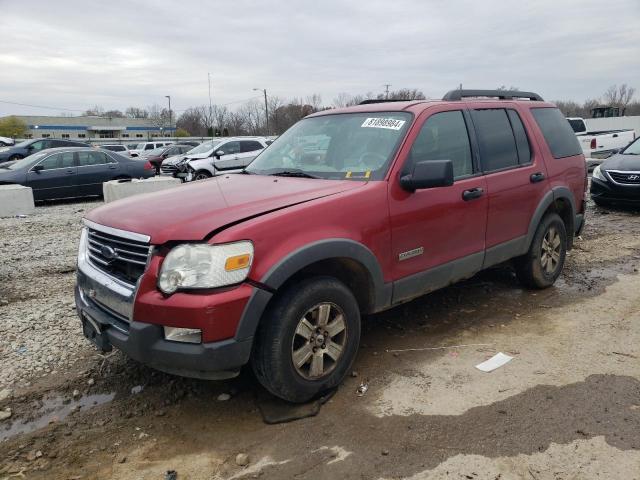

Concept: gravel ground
[[0, 200, 100, 389], [0, 198, 639, 479]]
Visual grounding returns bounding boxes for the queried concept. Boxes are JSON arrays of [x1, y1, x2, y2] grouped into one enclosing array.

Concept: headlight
[[158, 241, 253, 294], [593, 165, 606, 181]]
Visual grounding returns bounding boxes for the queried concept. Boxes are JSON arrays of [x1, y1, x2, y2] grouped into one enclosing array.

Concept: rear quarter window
[[531, 108, 582, 158]]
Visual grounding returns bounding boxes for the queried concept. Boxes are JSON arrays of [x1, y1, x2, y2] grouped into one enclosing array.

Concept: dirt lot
[[1, 198, 640, 479]]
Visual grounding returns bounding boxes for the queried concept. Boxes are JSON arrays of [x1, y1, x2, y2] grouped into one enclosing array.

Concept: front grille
[[608, 171, 640, 185], [161, 164, 177, 174], [87, 228, 150, 285]]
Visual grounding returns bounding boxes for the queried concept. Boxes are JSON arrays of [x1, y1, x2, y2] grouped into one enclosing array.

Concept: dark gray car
[[0, 147, 155, 201], [0, 138, 89, 163]]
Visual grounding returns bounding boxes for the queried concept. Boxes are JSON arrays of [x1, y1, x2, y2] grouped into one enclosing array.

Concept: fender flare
[[525, 187, 576, 251], [234, 239, 390, 340]]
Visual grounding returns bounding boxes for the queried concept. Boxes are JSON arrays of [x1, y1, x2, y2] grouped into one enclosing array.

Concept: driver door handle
[[530, 172, 545, 183], [462, 187, 484, 201]]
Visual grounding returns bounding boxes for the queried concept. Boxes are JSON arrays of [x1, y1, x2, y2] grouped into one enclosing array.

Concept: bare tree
[[83, 105, 104, 116], [603, 84, 636, 109], [147, 104, 171, 129], [104, 110, 124, 118], [177, 107, 206, 136], [125, 107, 149, 119], [377, 88, 426, 100], [332, 92, 354, 108]]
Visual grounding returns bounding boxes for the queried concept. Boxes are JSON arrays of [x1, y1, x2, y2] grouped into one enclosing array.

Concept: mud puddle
[[0, 392, 115, 442]]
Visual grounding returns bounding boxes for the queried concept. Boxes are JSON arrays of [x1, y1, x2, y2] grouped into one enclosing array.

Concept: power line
[[0, 99, 84, 112]]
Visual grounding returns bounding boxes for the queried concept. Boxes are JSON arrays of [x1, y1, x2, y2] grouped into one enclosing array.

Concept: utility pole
[[383, 84, 392, 100], [164, 95, 172, 137], [208, 73, 214, 137], [253, 88, 269, 135]]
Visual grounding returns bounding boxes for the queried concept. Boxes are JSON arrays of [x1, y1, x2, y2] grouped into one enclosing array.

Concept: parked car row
[[0, 138, 90, 163], [0, 147, 154, 201]]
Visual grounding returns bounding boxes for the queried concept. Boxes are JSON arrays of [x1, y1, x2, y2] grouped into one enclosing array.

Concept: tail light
[[590, 138, 596, 150], [143, 161, 154, 170]]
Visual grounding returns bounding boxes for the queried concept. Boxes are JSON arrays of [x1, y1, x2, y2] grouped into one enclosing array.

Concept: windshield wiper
[[269, 169, 319, 179]]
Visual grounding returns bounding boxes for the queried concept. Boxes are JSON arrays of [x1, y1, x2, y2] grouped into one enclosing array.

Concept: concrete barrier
[[103, 177, 182, 203], [0, 184, 35, 217]]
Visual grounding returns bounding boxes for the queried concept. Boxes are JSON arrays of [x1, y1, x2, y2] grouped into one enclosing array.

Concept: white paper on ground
[[475, 352, 513, 372]]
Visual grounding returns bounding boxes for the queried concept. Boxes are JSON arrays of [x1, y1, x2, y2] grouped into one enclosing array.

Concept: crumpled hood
[[85, 174, 364, 244], [601, 153, 640, 172]]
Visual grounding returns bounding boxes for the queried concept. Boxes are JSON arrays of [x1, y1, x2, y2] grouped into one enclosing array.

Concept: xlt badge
[[399, 247, 424, 261]]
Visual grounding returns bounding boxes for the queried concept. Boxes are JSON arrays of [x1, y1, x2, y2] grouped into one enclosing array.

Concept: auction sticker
[[361, 117, 406, 130]]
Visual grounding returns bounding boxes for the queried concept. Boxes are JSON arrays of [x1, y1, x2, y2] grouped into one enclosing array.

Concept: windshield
[[622, 137, 640, 155], [7, 151, 49, 170], [186, 140, 221, 155], [246, 112, 412, 180], [134, 143, 147, 150], [146, 147, 165, 156]]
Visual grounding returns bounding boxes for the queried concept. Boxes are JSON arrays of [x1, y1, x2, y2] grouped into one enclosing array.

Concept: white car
[[129, 141, 174, 157], [0, 136, 15, 147], [185, 137, 270, 180]]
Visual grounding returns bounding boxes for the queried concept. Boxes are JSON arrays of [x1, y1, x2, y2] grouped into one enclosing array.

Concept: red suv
[[75, 90, 587, 402]]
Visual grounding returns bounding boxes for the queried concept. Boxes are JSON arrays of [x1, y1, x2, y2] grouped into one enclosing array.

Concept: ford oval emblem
[[100, 245, 118, 261]]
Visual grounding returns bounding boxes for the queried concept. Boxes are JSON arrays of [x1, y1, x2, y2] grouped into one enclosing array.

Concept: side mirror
[[213, 150, 224, 159], [32, 165, 44, 173], [400, 160, 454, 192]]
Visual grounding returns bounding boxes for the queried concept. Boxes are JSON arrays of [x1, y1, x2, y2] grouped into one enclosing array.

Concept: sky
[[0, 0, 639, 117]]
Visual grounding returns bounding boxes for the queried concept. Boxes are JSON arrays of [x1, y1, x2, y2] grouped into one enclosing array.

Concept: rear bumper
[[590, 177, 640, 204]]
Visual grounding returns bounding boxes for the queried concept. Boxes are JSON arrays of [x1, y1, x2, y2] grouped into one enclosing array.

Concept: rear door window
[[240, 141, 264, 153], [531, 108, 582, 158], [407, 110, 473, 179], [78, 151, 111, 166], [471, 109, 519, 172]]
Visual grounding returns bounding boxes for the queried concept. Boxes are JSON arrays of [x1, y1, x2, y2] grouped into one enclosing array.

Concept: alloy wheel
[[541, 226, 562, 274], [291, 302, 347, 380]]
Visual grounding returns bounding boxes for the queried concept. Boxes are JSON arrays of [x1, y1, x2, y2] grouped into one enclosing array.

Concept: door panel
[[214, 141, 244, 170], [469, 107, 549, 262], [388, 108, 488, 303], [25, 152, 77, 200], [76, 151, 120, 195]]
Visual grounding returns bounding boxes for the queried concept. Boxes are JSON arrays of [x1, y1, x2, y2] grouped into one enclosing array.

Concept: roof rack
[[442, 89, 543, 101], [358, 99, 412, 105]]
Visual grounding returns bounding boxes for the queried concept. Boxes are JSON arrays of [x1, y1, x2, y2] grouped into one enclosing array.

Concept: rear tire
[[252, 276, 361, 403], [515, 213, 567, 289], [8, 154, 23, 161]]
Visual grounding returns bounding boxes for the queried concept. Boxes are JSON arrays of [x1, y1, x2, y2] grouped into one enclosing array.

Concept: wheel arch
[[526, 187, 576, 251], [235, 239, 391, 341]]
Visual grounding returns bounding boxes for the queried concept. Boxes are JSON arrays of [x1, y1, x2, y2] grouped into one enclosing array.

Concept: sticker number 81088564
[[361, 118, 406, 130]]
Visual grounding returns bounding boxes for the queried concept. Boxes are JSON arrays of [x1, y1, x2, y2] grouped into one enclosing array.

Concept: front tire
[[515, 213, 567, 289], [252, 277, 361, 403], [193, 170, 211, 181], [8, 154, 23, 161]]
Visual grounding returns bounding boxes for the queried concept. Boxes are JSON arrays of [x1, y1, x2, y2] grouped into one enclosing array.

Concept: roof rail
[[442, 89, 543, 101], [358, 99, 412, 105]]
